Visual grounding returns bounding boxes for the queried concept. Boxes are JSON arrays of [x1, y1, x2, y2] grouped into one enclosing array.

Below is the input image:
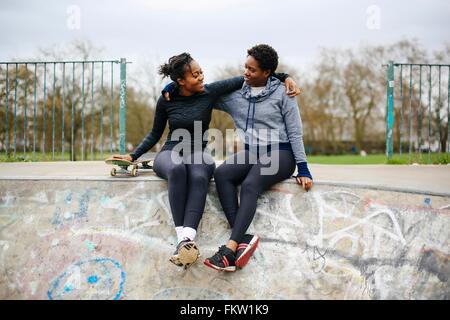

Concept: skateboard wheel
[[131, 167, 138, 177], [110, 168, 117, 176]]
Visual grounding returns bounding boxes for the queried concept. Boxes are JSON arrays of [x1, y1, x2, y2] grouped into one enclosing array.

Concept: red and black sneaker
[[203, 245, 236, 272], [235, 234, 260, 269]]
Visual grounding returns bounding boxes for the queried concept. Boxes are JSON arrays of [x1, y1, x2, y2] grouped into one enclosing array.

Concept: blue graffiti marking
[[51, 190, 92, 227], [87, 275, 99, 284], [65, 192, 73, 204], [85, 240, 96, 252], [77, 191, 90, 219], [64, 284, 74, 293], [100, 196, 111, 207], [47, 258, 125, 300], [51, 207, 62, 226]]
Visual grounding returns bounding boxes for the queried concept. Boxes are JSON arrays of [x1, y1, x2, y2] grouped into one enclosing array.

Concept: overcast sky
[[1, 0, 449, 81]]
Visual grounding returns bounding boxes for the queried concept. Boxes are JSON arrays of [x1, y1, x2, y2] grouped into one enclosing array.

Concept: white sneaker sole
[[203, 259, 236, 272], [236, 235, 260, 268]]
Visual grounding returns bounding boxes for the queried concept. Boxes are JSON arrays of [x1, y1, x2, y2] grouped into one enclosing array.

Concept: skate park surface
[[0, 162, 449, 300]]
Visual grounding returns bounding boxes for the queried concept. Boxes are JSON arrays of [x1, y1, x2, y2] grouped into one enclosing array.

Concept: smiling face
[[244, 55, 271, 87], [177, 60, 205, 95]]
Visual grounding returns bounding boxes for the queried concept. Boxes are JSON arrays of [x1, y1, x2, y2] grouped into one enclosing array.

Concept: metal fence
[[385, 61, 450, 162], [0, 58, 128, 161]]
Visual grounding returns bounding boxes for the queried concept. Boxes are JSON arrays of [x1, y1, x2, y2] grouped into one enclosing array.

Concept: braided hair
[[158, 53, 193, 83]]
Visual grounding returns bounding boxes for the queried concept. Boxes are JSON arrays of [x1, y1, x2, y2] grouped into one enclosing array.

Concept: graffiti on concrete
[[0, 180, 449, 299], [47, 258, 125, 300], [253, 187, 449, 299]]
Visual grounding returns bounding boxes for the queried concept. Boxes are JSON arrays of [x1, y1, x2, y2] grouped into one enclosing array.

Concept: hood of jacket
[[241, 76, 281, 102], [241, 76, 282, 139]]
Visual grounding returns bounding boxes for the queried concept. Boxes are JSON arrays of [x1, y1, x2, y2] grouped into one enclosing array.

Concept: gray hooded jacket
[[215, 76, 307, 164]]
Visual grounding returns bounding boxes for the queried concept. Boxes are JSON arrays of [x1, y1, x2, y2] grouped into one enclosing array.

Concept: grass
[[308, 154, 386, 165], [385, 153, 449, 165], [1, 151, 449, 165], [308, 153, 449, 165]]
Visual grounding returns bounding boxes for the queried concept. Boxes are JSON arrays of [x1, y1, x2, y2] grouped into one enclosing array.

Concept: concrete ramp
[[0, 166, 449, 300]]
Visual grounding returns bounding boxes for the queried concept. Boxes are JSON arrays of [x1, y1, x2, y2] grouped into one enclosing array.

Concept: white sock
[[175, 226, 184, 244], [182, 227, 197, 242]]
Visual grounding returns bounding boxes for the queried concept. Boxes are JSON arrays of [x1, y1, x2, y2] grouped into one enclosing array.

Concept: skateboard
[[105, 156, 154, 177]]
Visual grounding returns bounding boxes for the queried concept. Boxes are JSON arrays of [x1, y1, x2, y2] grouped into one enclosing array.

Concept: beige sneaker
[[170, 238, 200, 269]]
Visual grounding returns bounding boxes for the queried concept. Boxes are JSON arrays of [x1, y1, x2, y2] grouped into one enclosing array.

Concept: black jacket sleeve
[[272, 72, 289, 82], [129, 97, 167, 161], [206, 72, 289, 99], [205, 76, 245, 99]]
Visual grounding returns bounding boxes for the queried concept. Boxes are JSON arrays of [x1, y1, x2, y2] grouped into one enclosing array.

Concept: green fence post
[[5, 64, 9, 157], [100, 62, 104, 158], [386, 61, 395, 159], [417, 66, 423, 158], [62, 63, 65, 160], [43, 63, 47, 158], [408, 64, 413, 162], [33, 64, 37, 160], [24, 64, 28, 158], [91, 62, 95, 160], [399, 65, 403, 156], [52, 63, 56, 160], [81, 62, 85, 161], [427, 66, 432, 163], [437, 66, 442, 154], [447, 66, 450, 154], [13, 64, 18, 158], [71, 63, 75, 162], [119, 58, 127, 154], [110, 62, 114, 154]]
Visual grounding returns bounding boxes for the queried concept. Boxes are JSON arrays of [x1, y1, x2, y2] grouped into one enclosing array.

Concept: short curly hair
[[247, 44, 278, 75]]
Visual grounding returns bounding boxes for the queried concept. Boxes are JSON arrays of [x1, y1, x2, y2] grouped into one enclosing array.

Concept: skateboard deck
[[105, 156, 153, 177]]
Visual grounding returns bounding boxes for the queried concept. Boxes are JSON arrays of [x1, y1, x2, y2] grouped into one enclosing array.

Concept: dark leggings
[[214, 149, 296, 243], [153, 150, 215, 230]]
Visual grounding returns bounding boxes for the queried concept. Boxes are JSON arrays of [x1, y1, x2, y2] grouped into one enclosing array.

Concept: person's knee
[[190, 171, 209, 186], [240, 179, 260, 195]]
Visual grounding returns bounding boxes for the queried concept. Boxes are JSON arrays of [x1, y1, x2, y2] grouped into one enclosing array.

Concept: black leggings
[[153, 150, 215, 230], [214, 149, 296, 243]]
